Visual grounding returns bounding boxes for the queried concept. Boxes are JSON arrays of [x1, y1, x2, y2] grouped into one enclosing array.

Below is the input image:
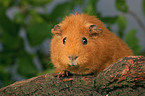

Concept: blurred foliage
[[84, 0, 99, 15], [115, 0, 128, 13], [0, 0, 144, 88], [117, 15, 127, 38], [125, 29, 142, 55]]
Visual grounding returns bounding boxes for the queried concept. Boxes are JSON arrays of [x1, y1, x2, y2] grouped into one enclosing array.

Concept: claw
[[57, 71, 70, 78]]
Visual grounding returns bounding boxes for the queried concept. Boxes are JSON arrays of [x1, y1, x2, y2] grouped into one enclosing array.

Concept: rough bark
[[0, 56, 145, 96]]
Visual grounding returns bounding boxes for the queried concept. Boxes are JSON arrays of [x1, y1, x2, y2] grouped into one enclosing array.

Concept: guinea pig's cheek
[[77, 56, 88, 65]]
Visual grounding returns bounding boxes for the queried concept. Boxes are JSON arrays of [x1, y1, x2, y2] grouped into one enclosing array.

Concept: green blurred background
[[0, 0, 145, 88]]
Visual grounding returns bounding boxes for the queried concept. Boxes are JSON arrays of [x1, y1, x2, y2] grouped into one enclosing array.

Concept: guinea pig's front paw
[[57, 70, 71, 78]]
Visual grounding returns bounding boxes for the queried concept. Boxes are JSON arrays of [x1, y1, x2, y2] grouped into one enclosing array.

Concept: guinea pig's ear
[[51, 24, 62, 36], [89, 24, 103, 37]]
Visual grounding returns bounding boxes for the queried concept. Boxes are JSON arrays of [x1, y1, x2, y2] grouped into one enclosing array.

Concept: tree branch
[[127, 10, 145, 34], [0, 56, 145, 95]]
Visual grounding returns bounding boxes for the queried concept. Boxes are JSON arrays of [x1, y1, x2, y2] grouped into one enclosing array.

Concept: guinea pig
[[50, 14, 133, 75]]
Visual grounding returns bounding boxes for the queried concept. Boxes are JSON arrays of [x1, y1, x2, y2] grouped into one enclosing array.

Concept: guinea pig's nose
[[68, 55, 78, 61]]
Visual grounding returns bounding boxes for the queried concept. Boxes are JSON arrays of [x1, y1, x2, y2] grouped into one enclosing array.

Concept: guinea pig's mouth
[[68, 61, 79, 67]]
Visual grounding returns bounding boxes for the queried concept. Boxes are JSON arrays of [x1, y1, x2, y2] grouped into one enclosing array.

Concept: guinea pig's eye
[[63, 37, 67, 44], [82, 37, 87, 45]]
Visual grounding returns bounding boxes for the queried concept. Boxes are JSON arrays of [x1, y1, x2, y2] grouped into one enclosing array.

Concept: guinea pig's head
[[50, 14, 104, 74]]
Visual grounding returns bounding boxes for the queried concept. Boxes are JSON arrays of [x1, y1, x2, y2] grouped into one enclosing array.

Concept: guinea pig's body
[[50, 14, 133, 75]]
